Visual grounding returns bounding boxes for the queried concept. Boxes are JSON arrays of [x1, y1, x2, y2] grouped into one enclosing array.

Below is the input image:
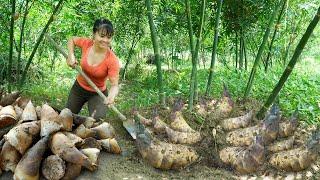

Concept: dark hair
[[93, 18, 114, 37]]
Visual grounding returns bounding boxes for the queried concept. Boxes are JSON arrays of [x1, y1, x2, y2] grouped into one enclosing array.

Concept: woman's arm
[[104, 75, 119, 105], [66, 37, 81, 68]]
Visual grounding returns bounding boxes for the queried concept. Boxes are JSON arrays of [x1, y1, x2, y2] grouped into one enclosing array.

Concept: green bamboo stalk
[[257, 6, 320, 118], [185, 0, 195, 57], [17, 0, 30, 82], [265, 0, 287, 72], [187, 0, 206, 110], [205, 0, 223, 96], [283, 17, 302, 65], [193, 0, 206, 103], [283, 0, 289, 60], [19, 0, 64, 88], [239, 0, 245, 70], [243, 1, 281, 99], [145, 0, 165, 106], [121, 32, 141, 80], [185, 0, 195, 110], [239, 29, 244, 69], [8, 0, 16, 92], [235, 32, 238, 69], [243, 37, 248, 70]]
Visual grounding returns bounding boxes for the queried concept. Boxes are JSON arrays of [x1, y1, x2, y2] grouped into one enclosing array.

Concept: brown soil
[[2, 98, 320, 179]]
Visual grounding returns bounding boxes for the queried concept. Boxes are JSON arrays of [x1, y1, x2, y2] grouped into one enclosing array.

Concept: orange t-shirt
[[74, 37, 120, 92]]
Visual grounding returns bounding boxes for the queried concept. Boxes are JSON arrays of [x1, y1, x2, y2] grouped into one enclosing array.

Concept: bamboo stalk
[[239, 29, 244, 69], [265, 0, 288, 72], [258, 6, 320, 118], [187, 0, 206, 109], [17, 0, 31, 82], [193, 0, 206, 103], [243, 1, 282, 99], [205, 0, 223, 96], [8, 0, 16, 92], [244, 37, 247, 70], [145, 0, 166, 107], [235, 32, 238, 69], [121, 14, 142, 80], [19, 0, 64, 88], [185, 0, 195, 109]]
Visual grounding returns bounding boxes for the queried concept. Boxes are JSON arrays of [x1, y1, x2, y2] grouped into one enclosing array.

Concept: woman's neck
[[93, 44, 109, 54]]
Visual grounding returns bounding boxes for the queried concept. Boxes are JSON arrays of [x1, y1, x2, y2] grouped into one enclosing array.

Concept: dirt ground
[[2, 98, 320, 180]]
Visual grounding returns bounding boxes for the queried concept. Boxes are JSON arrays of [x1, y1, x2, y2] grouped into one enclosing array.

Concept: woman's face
[[93, 31, 112, 50]]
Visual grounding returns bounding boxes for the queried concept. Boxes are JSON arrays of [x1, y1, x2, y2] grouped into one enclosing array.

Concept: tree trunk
[[283, 17, 302, 65], [121, 14, 141, 80], [19, 0, 64, 88], [171, 42, 174, 70], [257, 6, 320, 118], [235, 32, 238, 69], [185, 0, 195, 108], [283, 0, 289, 60], [187, 0, 206, 110], [239, 0, 244, 70], [239, 29, 244, 69], [121, 34, 141, 80], [8, 0, 16, 92], [121, 38, 135, 80], [243, 2, 281, 99], [37, 41, 45, 64], [17, 0, 31, 82], [194, 0, 206, 102], [243, 37, 248, 70], [205, 0, 223, 96], [248, 37, 259, 58], [1, 16, 19, 53], [51, 49, 57, 71], [145, 0, 165, 106], [265, 0, 287, 72]]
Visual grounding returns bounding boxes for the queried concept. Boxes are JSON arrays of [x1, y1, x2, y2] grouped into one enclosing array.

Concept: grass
[[20, 55, 320, 124]]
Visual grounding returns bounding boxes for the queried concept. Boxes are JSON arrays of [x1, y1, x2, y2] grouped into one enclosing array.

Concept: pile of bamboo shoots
[[134, 83, 320, 174], [218, 105, 281, 174], [134, 99, 201, 170], [218, 103, 320, 174], [132, 85, 235, 170], [0, 91, 121, 180]]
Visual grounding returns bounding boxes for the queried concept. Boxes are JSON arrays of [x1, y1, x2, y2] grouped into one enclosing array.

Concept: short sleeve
[[108, 57, 120, 78], [74, 37, 92, 49]]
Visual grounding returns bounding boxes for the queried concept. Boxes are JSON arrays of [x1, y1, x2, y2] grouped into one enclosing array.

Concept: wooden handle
[[45, 34, 127, 121]]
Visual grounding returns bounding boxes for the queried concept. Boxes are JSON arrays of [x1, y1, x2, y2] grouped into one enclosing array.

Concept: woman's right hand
[[67, 54, 78, 68], [67, 37, 78, 69]]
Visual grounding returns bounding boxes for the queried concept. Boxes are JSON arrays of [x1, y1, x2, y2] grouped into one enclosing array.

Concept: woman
[[66, 18, 120, 121]]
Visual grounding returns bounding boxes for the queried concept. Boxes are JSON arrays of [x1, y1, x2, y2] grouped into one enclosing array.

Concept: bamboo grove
[[0, 0, 319, 118]]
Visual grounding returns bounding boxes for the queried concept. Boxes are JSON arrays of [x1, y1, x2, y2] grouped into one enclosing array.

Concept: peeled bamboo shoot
[[50, 132, 96, 171], [0, 141, 21, 172], [41, 155, 66, 180], [14, 136, 49, 180], [4, 121, 40, 154]]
